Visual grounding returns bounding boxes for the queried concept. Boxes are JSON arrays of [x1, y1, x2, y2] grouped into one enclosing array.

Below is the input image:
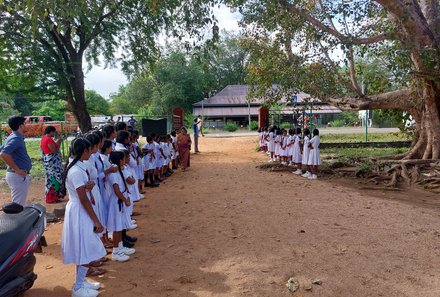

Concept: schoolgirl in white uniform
[[107, 151, 135, 262], [301, 128, 312, 178], [131, 130, 145, 195], [267, 127, 275, 162], [262, 127, 268, 153], [292, 128, 303, 175], [84, 133, 106, 240], [120, 149, 138, 228], [62, 138, 106, 297], [170, 131, 178, 169], [286, 129, 294, 165], [307, 128, 321, 180], [142, 136, 159, 187], [279, 129, 288, 165], [274, 130, 281, 162]]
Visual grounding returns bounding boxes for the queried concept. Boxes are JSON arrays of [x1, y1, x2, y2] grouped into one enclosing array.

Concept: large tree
[[0, 0, 215, 132], [231, 0, 440, 159]]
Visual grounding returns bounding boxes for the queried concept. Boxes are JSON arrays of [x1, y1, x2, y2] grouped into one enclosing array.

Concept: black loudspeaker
[[141, 118, 167, 137]]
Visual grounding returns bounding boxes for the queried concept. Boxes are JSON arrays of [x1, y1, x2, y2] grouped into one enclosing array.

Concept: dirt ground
[[2, 136, 440, 297]]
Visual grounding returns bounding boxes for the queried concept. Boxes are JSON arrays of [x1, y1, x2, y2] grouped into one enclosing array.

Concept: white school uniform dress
[[275, 135, 281, 156], [123, 166, 136, 219], [162, 142, 170, 166], [287, 135, 294, 157], [268, 132, 275, 153], [115, 143, 140, 202], [106, 170, 131, 232], [133, 142, 144, 181], [302, 135, 311, 165], [100, 153, 112, 199], [62, 161, 106, 265], [85, 155, 105, 235], [307, 135, 321, 165], [171, 136, 179, 158], [278, 136, 286, 157], [142, 143, 155, 170], [258, 132, 264, 148], [154, 141, 163, 169], [292, 135, 302, 163]]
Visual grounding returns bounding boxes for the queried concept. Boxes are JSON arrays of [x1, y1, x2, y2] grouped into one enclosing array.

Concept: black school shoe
[[123, 239, 135, 248], [124, 235, 138, 242]]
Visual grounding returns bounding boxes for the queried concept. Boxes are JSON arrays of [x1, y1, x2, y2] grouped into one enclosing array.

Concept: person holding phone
[[61, 138, 106, 297], [41, 125, 64, 203]]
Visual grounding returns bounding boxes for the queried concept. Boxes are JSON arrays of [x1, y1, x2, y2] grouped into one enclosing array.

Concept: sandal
[[88, 260, 103, 267], [86, 267, 107, 277]]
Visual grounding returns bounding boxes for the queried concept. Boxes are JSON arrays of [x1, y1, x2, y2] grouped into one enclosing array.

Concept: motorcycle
[[0, 203, 47, 297]]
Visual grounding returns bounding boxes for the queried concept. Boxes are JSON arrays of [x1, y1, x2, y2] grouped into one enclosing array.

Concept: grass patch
[[321, 147, 408, 159], [321, 132, 410, 143]]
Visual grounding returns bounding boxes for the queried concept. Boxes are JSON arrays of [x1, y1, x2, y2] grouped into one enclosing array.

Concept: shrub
[[224, 122, 238, 132], [329, 119, 345, 127], [280, 122, 291, 129], [249, 120, 259, 131]]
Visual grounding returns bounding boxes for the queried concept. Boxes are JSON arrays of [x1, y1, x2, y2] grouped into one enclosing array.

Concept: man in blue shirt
[[0, 116, 32, 205]]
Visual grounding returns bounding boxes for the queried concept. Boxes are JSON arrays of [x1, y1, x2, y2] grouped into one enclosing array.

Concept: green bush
[[224, 122, 238, 132], [249, 120, 259, 131], [280, 122, 291, 129], [329, 119, 345, 127]]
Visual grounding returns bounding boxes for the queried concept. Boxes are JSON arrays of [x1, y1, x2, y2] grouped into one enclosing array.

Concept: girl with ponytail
[[106, 151, 136, 262], [61, 138, 106, 297]]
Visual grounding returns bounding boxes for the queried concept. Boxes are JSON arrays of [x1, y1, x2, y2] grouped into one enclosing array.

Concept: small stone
[[286, 277, 299, 293], [312, 278, 322, 285]]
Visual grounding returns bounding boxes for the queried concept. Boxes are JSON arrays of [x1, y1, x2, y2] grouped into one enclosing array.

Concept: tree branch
[[347, 46, 363, 95], [327, 88, 414, 111], [280, 0, 396, 45]]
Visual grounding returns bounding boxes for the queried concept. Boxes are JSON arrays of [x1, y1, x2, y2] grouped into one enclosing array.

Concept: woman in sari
[[177, 127, 191, 171], [41, 126, 64, 203]]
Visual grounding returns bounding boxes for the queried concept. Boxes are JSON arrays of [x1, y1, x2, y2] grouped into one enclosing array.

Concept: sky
[[84, 5, 242, 99]]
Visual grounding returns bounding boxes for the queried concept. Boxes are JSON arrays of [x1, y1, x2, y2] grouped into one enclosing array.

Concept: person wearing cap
[[0, 116, 32, 205]]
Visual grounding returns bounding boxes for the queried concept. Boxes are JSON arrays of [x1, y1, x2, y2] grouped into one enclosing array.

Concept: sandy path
[[1, 136, 440, 296]]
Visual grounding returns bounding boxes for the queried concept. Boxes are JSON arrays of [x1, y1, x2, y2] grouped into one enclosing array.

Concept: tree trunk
[[406, 82, 440, 159], [67, 56, 92, 133]]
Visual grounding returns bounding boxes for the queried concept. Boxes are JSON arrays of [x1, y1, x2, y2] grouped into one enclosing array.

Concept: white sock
[[74, 265, 88, 291]]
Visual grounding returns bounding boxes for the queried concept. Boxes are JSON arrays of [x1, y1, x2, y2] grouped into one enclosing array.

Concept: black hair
[[258, 128, 261, 133], [102, 124, 115, 139], [132, 130, 139, 137], [62, 138, 91, 190], [313, 128, 319, 136], [7, 116, 26, 131], [93, 130, 104, 141], [115, 122, 127, 132], [84, 132, 100, 147], [194, 118, 198, 123], [146, 136, 153, 143], [170, 131, 176, 137], [119, 148, 130, 158], [44, 125, 57, 135], [109, 151, 129, 204], [288, 128, 293, 135], [304, 128, 310, 136], [101, 140, 113, 154], [296, 127, 302, 135], [116, 130, 130, 145]]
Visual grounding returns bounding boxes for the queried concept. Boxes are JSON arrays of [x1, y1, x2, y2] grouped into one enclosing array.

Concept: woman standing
[[41, 126, 64, 203], [177, 127, 191, 171]]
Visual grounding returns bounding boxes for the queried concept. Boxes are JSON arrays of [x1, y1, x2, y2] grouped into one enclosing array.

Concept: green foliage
[[0, 94, 19, 122], [329, 119, 345, 127], [249, 120, 259, 130], [85, 90, 110, 115], [224, 122, 238, 132], [280, 122, 291, 129], [320, 132, 410, 143], [32, 100, 66, 121]]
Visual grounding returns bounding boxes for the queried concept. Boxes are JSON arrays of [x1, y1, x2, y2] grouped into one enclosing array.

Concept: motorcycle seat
[[0, 208, 40, 265]]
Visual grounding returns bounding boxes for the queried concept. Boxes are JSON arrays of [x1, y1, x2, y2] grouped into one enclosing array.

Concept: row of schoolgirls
[[258, 126, 321, 180], [61, 121, 182, 297]]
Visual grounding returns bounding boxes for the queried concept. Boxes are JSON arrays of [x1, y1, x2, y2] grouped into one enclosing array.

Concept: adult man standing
[[0, 116, 32, 205], [128, 116, 137, 129], [193, 118, 200, 153]]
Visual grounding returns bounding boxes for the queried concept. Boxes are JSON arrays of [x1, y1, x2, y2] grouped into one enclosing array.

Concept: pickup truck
[[1, 115, 78, 137]]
